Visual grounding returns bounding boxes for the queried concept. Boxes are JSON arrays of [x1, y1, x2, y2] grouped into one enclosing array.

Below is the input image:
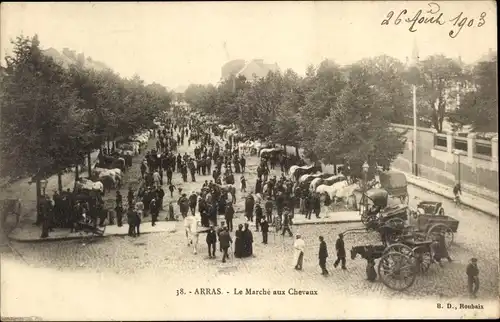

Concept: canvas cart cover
[[365, 188, 389, 208], [379, 171, 408, 196]]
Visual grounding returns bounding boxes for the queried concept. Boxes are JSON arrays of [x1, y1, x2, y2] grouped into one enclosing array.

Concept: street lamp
[[453, 149, 461, 185], [40, 179, 48, 196], [362, 161, 369, 213]]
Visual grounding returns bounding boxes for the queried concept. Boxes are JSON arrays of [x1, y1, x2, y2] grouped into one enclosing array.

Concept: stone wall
[[391, 124, 498, 201]]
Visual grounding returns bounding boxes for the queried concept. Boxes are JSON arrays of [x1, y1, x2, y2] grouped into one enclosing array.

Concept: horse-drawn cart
[[410, 201, 459, 248], [359, 188, 409, 232], [378, 171, 409, 204], [349, 234, 437, 291]]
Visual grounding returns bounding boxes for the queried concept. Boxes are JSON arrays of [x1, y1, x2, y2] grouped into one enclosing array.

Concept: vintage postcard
[[1, 1, 498, 320]]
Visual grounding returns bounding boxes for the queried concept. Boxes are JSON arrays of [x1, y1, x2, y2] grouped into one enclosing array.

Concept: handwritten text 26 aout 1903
[[380, 2, 487, 38]]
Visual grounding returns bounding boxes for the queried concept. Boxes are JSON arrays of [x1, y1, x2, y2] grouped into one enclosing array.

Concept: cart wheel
[[383, 243, 414, 257], [427, 224, 454, 249], [378, 251, 417, 291], [412, 246, 432, 273], [386, 217, 406, 229]]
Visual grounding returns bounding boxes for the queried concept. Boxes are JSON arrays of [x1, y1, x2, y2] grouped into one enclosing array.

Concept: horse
[[335, 182, 360, 208], [322, 174, 347, 186], [309, 177, 325, 192], [350, 245, 386, 261], [316, 181, 355, 207], [75, 178, 105, 194], [290, 164, 322, 182], [184, 215, 199, 254], [259, 147, 283, 159]]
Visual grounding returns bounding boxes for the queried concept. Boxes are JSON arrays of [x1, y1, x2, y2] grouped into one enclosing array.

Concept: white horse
[[75, 178, 104, 193], [309, 177, 324, 192], [316, 181, 359, 209], [289, 165, 300, 177], [299, 173, 321, 184], [316, 180, 348, 200], [184, 215, 199, 254]]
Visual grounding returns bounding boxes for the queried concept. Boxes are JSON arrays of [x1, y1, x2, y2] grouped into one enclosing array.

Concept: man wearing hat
[[281, 207, 293, 237], [318, 236, 329, 275], [206, 225, 217, 259], [333, 233, 346, 270], [466, 258, 479, 298]]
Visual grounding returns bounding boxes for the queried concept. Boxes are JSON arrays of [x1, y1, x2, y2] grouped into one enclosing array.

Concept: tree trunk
[[283, 144, 287, 155], [333, 163, 337, 175], [112, 141, 116, 150], [295, 146, 300, 157], [35, 179, 42, 225], [107, 139, 111, 152], [57, 172, 63, 193], [74, 164, 79, 192], [87, 152, 92, 178]]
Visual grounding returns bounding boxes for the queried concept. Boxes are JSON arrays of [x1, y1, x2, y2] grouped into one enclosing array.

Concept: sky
[[1, 1, 497, 90]]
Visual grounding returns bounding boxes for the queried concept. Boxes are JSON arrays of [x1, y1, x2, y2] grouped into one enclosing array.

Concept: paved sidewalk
[[392, 169, 499, 218], [8, 220, 177, 242]]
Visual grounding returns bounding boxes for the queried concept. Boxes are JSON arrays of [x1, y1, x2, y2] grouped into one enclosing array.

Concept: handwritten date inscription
[[381, 2, 487, 38]]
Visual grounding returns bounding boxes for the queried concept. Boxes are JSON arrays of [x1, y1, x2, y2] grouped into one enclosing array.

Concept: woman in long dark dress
[[242, 223, 253, 257], [234, 224, 244, 258]]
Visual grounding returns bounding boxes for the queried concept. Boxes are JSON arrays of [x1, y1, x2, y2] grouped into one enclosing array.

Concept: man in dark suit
[[219, 227, 233, 263], [206, 225, 217, 259], [260, 217, 269, 244], [333, 233, 346, 270], [318, 236, 329, 275], [225, 203, 234, 232]]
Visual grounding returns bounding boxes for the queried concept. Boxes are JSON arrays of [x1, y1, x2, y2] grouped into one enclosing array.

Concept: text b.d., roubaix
[[234, 288, 318, 296]]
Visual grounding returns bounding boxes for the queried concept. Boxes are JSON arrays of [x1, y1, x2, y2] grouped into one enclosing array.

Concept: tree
[[299, 60, 346, 159], [271, 107, 302, 155], [415, 55, 463, 133], [237, 71, 283, 140], [1, 35, 89, 179], [313, 64, 406, 174], [359, 55, 412, 124], [448, 57, 498, 132]]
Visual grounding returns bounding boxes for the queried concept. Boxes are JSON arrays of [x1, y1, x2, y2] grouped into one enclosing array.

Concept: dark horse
[[350, 245, 386, 261], [293, 164, 322, 182]]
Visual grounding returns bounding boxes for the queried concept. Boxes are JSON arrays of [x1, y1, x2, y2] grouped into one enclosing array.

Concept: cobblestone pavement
[[1, 128, 498, 319]]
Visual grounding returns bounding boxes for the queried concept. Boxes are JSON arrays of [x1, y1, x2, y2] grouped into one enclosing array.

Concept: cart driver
[[367, 204, 381, 217]]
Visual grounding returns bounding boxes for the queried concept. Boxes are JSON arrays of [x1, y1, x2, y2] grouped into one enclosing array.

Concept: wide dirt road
[[1, 129, 498, 320]]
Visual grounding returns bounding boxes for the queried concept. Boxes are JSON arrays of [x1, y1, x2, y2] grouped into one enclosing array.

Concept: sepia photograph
[[0, 1, 498, 320]]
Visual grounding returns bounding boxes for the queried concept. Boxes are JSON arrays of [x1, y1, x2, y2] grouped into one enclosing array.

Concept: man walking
[[240, 175, 247, 193], [225, 203, 235, 232], [127, 207, 136, 237], [281, 209, 293, 237], [318, 236, 329, 275], [219, 226, 233, 263], [189, 192, 198, 216], [265, 199, 273, 223], [261, 217, 269, 244], [206, 225, 217, 259], [333, 233, 346, 270], [244, 194, 254, 222], [293, 234, 305, 270], [255, 203, 263, 232], [466, 258, 480, 298], [150, 198, 159, 226]]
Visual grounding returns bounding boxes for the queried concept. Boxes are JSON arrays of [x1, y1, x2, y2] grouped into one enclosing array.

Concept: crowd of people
[[33, 109, 481, 298]]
